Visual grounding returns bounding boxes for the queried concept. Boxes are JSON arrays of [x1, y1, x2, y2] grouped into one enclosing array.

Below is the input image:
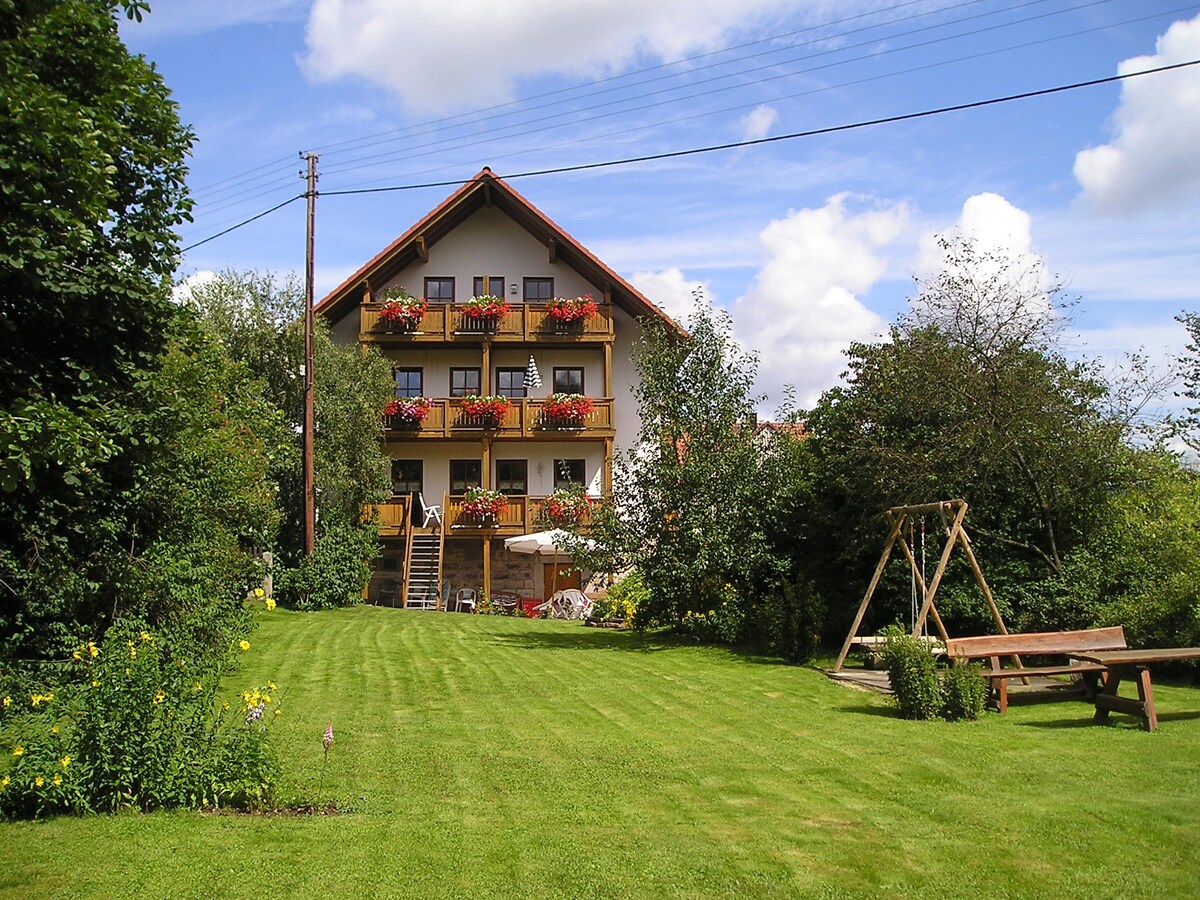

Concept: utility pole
[[302, 151, 318, 557]]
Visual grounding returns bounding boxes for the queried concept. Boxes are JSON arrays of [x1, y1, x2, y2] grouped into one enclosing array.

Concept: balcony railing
[[367, 494, 593, 539], [366, 494, 412, 539], [361, 301, 614, 343], [444, 494, 594, 535], [385, 397, 614, 439]]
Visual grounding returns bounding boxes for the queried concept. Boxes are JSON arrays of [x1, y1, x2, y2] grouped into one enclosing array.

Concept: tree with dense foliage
[[572, 299, 813, 655], [181, 271, 395, 608]]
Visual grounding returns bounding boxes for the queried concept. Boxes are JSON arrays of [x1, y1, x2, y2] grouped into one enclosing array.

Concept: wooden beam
[[415, 235, 429, 263], [912, 502, 968, 636], [834, 511, 905, 672], [361, 280, 373, 304], [482, 537, 492, 603], [603, 343, 612, 398], [547, 238, 557, 264], [603, 438, 613, 495], [483, 181, 493, 207]]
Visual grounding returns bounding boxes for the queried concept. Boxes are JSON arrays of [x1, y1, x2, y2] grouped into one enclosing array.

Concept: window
[[424, 277, 455, 303], [394, 368, 423, 398], [496, 367, 526, 399], [472, 276, 505, 297], [554, 459, 586, 489], [391, 460, 422, 496], [495, 459, 528, 495], [449, 460, 482, 494], [450, 368, 481, 397], [553, 367, 584, 395], [523, 277, 553, 303]]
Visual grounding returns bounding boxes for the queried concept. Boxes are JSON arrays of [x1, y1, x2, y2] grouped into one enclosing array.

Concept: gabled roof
[[314, 167, 682, 333]]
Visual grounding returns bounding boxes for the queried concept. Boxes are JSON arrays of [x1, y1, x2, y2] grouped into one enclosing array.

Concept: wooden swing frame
[[832, 499, 1014, 672]]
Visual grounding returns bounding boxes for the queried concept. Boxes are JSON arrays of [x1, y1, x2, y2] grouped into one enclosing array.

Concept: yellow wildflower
[[87, 642, 99, 658], [44, 692, 52, 702], [92, 680, 100, 688], [221, 700, 230, 711], [153, 688, 166, 705], [12, 746, 24, 757], [30, 694, 42, 708], [52, 774, 62, 787], [274, 709, 281, 717], [238, 640, 251, 652], [266, 680, 277, 691], [34, 776, 43, 788], [1, 696, 9, 708], [140, 631, 152, 643], [129, 646, 137, 659], [0, 775, 9, 790], [61, 755, 71, 769], [50, 725, 59, 735], [72, 649, 82, 661], [265, 598, 276, 610], [194, 681, 203, 693], [254, 588, 265, 598]]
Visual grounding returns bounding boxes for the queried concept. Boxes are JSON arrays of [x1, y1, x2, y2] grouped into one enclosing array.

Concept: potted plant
[[377, 287, 428, 331], [545, 294, 598, 329], [461, 487, 508, 524], [461, 295, 511, 329], [383, 396, 433, 428], [541, 393, 594, 426], [460, 394, 511, 427], [543, 488, 592, 526]]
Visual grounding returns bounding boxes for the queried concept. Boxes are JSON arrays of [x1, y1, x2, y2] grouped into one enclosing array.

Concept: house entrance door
[[543, 562, 581, 599]]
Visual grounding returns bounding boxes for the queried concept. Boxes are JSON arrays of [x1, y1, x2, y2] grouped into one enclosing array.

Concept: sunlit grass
[[3, 607, 1199, 898]]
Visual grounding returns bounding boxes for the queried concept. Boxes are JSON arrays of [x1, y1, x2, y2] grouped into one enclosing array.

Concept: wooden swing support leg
[[833, 512, 905, 672]]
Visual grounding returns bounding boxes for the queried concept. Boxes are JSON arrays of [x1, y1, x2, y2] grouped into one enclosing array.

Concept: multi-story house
[[315, 168, 680, 607]]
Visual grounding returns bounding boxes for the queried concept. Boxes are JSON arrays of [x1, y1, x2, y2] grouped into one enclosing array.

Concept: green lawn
[[3, 608, 1200, 898]]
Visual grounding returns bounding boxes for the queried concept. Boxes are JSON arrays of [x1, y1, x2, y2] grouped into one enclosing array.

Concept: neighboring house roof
[[314, 167, 683, 333]]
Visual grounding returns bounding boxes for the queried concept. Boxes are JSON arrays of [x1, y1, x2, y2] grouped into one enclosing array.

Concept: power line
[[321, 58, 1200, 197], [181, 194, 303, 252], [178, 58, 1200, 251]]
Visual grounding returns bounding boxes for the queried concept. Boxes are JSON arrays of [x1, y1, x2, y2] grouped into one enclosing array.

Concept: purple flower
[[245, 702, 265, 724], [323, 723, 334, 752]]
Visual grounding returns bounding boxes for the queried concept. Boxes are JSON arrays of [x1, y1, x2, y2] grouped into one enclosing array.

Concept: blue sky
[[124, 1, 1200, 413]]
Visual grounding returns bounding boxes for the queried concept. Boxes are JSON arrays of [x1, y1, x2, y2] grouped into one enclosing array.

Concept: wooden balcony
[[366, 495, 412, 540], [385, 397, 614, 441], [444, 494, 593, 537], [368, 494, 593, 540], [360, 302, 614, 345]]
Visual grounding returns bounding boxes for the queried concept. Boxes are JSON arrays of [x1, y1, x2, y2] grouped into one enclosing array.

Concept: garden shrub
[[276, 518, 377, 611], [676, 581, 744, 644], [882, 632, 942, 720], [0, 617, 280, 818], [940, 658, 988, 721], [589, 571, 648, 625], [760, 576, 824, 664]]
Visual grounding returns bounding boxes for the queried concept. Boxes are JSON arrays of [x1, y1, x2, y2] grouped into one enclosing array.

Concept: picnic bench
[[944, 627, 1128, 714], [1073, 647, 1200, 732]]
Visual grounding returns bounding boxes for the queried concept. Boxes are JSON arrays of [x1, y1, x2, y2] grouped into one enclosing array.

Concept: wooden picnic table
[[1073, 648, 1200, 732]]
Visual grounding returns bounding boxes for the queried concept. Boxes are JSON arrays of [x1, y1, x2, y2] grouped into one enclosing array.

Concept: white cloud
[[731, 193, 909, 411], [172, 270, 218, 304], [301, 0, 807, 112], [917, 192, 1035, 276], [628, 267, 709, 324], [739, 105, 778, 144], [1074, 13, 1200, 213]]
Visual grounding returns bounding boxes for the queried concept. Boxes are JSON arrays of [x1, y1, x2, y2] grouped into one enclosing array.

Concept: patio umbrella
[[524, 354, 542, 390], [504, 529, 588, 598]]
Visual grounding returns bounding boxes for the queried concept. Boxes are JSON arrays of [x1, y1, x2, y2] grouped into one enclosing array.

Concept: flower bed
[[461, 295, 511, 327], [460, 395, 511, 425], [546, 294, 598, 323], [541, 393, 594, 425], [377, 288, 428, 330], [544, 488, 592, 525], [461, 487, 508, 522], [383, 397, 432, 426]]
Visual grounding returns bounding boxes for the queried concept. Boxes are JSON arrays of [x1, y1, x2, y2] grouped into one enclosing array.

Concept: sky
[[123, 0, 1200, 416]]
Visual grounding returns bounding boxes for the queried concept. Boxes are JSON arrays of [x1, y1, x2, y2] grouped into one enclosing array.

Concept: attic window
[[523, 278, 553, 303], [424, 277, 454, 303]]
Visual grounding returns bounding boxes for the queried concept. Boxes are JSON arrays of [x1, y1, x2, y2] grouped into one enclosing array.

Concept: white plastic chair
[[550, 589, 592, 620], [419, 493, 443, 528], [453, 588, 477, 613]]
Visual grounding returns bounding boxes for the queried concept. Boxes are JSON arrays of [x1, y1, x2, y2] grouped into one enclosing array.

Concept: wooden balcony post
[[604, 342, 612, 397], [482, 536, 492, 600], [604, 438, 613, 494], [482, 437, 492, 489]]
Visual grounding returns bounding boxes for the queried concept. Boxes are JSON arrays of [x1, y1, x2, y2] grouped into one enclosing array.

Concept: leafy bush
[[0, 619, 280, 817], [589, 571, 648, 625], [760, 577, 824, 664], [276, 519, 377, 611], [940, 659, 989, 721], [882, 633, 942, 720]]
